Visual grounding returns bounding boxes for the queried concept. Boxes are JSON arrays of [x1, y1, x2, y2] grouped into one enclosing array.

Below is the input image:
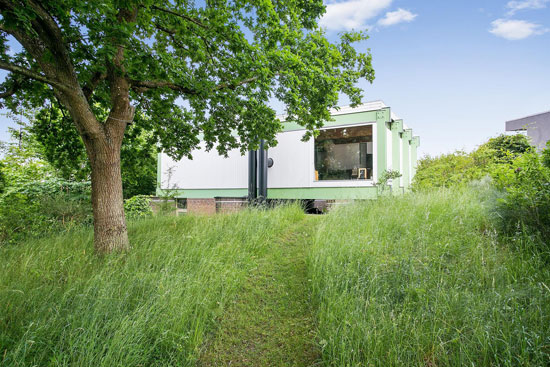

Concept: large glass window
[[314, 125, 373, 181]]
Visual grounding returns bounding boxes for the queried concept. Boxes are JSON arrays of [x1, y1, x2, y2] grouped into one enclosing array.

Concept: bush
[[124, 195, 153, 220], [491, 148, 550, 242], [0, 179, 92, 244], [413, 134, 532, 191]]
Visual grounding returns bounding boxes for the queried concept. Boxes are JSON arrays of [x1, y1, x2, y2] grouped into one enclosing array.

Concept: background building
[[506, 111, 550, 151]]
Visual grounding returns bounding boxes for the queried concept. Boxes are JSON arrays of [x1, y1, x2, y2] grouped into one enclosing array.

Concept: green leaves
[[1, 0, 373, 160]]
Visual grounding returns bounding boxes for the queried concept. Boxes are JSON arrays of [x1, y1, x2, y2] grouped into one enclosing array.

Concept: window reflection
[[314, 125, 373, 180]]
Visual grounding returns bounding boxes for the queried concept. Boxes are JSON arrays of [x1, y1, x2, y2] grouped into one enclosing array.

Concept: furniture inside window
[[314, 125, 373, 181]]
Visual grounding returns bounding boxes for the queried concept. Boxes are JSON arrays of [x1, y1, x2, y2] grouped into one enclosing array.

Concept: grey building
[[506, 111, 550, 151]]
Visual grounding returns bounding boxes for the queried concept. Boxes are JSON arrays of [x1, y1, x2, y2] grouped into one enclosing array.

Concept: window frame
[[310, 122, 377, 187]]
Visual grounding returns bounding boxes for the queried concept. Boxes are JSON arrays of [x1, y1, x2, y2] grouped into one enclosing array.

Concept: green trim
[[281, 110, 379, 132], [268, 187, 378, 200], [375, 108, 390, 181], [410, 136, 420, 181], [401, 129, 413, 190], [391, 120, 403, 189], [157, 186, 378, 200]]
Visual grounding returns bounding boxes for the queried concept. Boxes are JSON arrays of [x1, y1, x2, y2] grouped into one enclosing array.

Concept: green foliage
[[0, 179, 91, 243], [376, 169, 402, 194], [309, 189, 550, 366], [542, 141, 550, 168], [29, 107, 157, 197], [0, 205, 304, 366], [413, 134, 532, 191], [0, 161, 5, 193], [412, 151, 483, 190], [1, 1, 375, 158], [491, 149, 550, 242], [124, 195, 153, 221], [0, 128, 56, 186], [479, 133, 532, 163]]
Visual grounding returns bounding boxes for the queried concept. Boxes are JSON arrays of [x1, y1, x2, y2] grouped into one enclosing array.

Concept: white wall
[[160, 143, 248, 189], [160, 122, 378, 190], [266, 129, 311, 188]]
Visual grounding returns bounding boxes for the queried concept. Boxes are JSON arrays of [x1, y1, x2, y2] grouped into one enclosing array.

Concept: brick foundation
[[216, 197, 248, 213], [187, 198, 216, 215]]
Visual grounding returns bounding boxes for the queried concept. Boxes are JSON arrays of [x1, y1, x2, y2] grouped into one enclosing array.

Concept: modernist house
[[157, 101, 420, 213], [505, 110, 550, 151]]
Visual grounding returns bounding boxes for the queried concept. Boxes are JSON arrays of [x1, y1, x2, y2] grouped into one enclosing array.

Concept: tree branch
[[0, 80, 20, 99], [130, 79, 197, 94], [130, 75, 264, 96], [83, 71, 106, 100], [149, 5, 208, 29], [0, 61, 70, 91]]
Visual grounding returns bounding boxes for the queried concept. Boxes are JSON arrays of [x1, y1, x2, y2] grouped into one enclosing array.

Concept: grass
[[199, 215, 321, 367], [308, 189, 550, 366], [2, 189, 550, 366], [0, 205, 305, 366]]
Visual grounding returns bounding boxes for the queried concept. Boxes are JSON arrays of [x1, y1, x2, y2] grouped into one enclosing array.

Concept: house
[[505, 110, 550, 151], [157, 101, 420, 214]]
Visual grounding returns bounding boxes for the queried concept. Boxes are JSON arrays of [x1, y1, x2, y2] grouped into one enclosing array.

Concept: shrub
[[413, 134, 532, 191], [124, 195, 153, 220], [491, 148, 550, 242], [412, 151, 484, 190], [0, 179, 92, 244]]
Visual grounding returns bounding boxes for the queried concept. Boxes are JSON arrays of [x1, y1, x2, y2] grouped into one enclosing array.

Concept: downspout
[[258, 139, 268, 202], [248, 150, 257, 203]]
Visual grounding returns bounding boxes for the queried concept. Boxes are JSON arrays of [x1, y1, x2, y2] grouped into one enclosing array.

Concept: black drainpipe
[[248, 149, 257, 203], [258, 139, 268, 202]]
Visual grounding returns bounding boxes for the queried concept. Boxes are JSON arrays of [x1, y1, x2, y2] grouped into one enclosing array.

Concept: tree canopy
[[1, 0, 373, 157], [0, 0, 375, 251]]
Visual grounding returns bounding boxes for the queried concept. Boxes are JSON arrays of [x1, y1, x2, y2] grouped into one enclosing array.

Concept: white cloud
[[506, 0, 549, 14], [319, 0, 392, 31], [489, 18, 549, 40], [378, 8, 417, 27]]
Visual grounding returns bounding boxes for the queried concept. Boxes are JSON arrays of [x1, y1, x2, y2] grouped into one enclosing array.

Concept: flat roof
[[506, 110, 550, 131], [278, 100, 401, 122]]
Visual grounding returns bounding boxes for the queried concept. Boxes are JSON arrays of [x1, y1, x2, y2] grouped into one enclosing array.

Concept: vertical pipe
[[248, 150, 257, 202], [258, 140, 268, 201]]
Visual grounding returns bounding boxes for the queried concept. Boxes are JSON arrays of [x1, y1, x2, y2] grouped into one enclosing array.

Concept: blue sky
[[1, 0, 549, 157]]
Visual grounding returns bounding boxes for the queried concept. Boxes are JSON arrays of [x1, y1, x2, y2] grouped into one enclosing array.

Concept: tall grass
[[0, 205, 304, 366], [309, 189, 550, 366]]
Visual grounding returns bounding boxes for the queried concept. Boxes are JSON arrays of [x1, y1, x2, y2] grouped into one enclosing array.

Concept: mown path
[[199, 216, 321, 367]]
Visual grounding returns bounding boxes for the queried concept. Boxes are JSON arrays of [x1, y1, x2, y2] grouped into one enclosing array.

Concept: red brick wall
[[187, 198, 216, 215], [217, 198, 247, 213]]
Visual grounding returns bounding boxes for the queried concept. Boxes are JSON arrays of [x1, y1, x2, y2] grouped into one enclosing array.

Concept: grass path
[[199, 216, 321, 367]]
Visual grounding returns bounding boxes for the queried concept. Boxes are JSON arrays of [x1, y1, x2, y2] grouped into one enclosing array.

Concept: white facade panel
[[160, 144, 248, 190], [267, 130, 311, 188]]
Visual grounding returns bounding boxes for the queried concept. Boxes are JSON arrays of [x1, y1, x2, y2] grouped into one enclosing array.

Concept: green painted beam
[[375, 108, 390, 182], [391, 120, 403, 190], [410, 136, 420, 182], [156, 186, 378, 200], [401, 129, 413, 190], [281, 110, 379, 132]]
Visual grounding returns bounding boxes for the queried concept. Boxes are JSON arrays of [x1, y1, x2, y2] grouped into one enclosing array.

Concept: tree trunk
[[89, 141, 129, 253]]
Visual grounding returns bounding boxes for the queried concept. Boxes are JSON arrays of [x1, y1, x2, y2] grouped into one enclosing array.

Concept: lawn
[[1, 190, 550, 366]]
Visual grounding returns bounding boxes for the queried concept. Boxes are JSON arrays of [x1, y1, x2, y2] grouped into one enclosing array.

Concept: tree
[[0, 161, 5, 193], [0, 0, 374, 252], [31, 105, 157, 197], [0, 126, 56, 186]]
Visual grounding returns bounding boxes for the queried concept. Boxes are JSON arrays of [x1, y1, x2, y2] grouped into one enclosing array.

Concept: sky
[[1, 0, 549, 158]]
